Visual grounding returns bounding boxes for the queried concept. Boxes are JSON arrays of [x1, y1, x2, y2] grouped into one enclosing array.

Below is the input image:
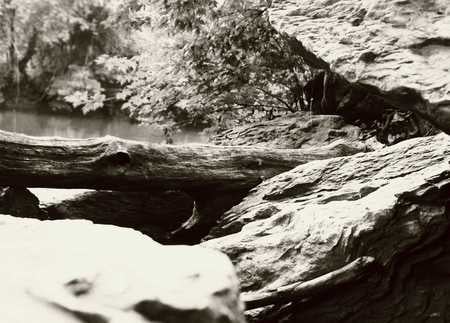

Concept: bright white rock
[[0, 216, 245, 323]]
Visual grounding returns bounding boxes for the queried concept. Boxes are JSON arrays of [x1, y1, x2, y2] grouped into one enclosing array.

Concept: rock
[[0, 186, 41, 218], [0, 215, 245, 323], [221, 0, 272, 12], [300, 69, 440, 145], [265, 0, 450, 145], [210, 112, 382, 150], [203, 133, 450, 322], [268, 0, 450, 104], [32, 188, 194, 243]]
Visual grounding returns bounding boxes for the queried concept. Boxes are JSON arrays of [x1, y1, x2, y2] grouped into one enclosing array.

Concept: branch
[[243, 256, 377, 310], [254, 86, 294, 112]]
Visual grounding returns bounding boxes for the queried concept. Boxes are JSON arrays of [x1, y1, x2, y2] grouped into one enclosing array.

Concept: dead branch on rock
[[243, 256, 377, 310]]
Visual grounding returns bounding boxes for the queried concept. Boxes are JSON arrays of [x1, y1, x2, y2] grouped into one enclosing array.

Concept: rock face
[[269, 0, 450, 104], [0, 215, 245, 323], [203, 133, 450, 322], [210, 112, 382, 150]]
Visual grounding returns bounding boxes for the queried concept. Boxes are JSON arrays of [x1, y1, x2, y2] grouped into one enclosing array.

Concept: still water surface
[[0, 109, 208, 202], [0, 110, 207, 143]]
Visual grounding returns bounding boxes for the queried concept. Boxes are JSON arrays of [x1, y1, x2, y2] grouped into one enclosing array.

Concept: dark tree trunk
[[18, 28, 39, 82]]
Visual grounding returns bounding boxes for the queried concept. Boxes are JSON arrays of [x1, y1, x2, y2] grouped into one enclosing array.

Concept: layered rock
[[210, 112, 382, 150], [203, 133, 450, 322], [263, 0, 450, 147], [0, 215, 245, 323], [269, 0, 450, 103]]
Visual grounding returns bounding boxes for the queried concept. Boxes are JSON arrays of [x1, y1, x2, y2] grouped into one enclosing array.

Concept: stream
[[0, 109, 209, 203], [0, 110, 208, 143]]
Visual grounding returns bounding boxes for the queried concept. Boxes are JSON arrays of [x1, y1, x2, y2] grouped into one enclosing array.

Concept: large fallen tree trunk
[[0, 129, 367, 194]]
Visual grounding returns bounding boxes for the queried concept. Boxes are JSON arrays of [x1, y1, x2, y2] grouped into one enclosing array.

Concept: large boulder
[[203, 133, 450, 322], [269, 0, 450, 103], [0, 215, 245, 323]]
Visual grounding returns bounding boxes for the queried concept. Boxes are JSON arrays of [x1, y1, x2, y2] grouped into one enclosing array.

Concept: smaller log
[[243, 256, 377, 310]]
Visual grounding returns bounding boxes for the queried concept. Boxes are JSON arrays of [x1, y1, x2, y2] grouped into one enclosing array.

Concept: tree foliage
[[1, 0, 314, 130], [98, 0, 314, 129], [0, 0, 131, 108]]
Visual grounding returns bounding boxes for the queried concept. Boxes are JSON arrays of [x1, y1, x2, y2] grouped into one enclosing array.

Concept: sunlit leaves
[[47, 65, 106, 113], [9, 0, 314, 128], [0, 0, 132, 103], [99, 0, 312, 129]]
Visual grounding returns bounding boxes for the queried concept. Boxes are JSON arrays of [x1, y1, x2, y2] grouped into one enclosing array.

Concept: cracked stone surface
[[210, 112, 382, 150], [269, 0, 450, 104], [0, 216, 245, 323], [203, 133, 450, 322]]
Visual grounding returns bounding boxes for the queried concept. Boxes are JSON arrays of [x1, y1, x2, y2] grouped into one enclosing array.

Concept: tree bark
[[0, 130, 366, 194]]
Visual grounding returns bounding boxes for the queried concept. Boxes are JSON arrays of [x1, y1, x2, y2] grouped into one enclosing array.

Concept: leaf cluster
[[105, 0, 314, 129], [0, 0, 132, 101]]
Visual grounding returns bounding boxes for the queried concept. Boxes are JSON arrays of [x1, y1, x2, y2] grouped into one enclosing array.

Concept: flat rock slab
[[203, 133, 450, 321], [269, 0, 450, 103], [210, 112, 381, 150], [0, 216, 245, 323]]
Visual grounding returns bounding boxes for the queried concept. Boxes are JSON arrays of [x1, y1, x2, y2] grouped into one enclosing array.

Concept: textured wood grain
[[0, 129, 365, 193]]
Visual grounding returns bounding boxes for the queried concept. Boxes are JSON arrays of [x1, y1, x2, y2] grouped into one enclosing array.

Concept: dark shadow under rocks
[[40, 189, 195, 244], [0, 187, 196, 244], [0, 186, 250, 245], [0, 187, 41, 219]]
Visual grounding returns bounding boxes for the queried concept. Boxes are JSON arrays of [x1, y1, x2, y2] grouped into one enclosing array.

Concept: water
[[0, 110, 208, 143], [0, 109, 209, 205]]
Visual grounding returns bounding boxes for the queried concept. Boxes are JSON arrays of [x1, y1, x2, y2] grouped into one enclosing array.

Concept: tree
[[1, 0, 316, 126], [97, 0, 315, 129], [0, 0, 132, 108]]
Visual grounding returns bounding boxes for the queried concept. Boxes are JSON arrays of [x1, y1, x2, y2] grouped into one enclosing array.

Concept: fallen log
[[0, 129, 368, 194]]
